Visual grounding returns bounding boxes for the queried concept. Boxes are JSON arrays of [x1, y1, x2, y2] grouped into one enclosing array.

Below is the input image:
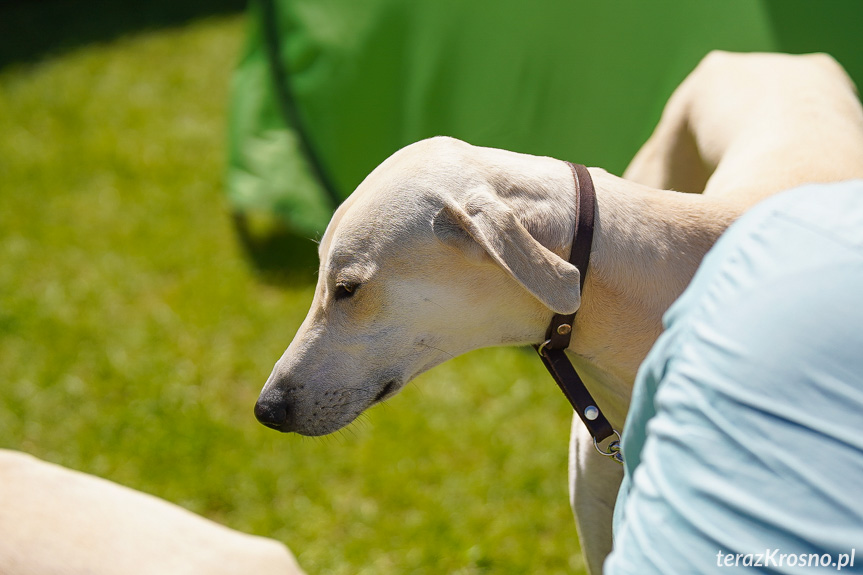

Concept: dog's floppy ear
[[433, 186, 581, 314]]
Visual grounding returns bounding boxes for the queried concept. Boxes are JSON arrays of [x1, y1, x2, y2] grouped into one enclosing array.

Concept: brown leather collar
[[534, 163, 621, 462], [546, 162, 596, 350]]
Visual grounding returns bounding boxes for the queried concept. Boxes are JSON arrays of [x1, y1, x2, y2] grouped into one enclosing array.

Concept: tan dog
[[256, 52, 863, 573], [0, 449, 305, 575]]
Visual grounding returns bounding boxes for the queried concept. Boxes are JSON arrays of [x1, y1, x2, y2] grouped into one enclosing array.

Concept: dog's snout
[[254, 396, 289, 431], [255, 379, 300, 432], [256, 363, 301, 432]]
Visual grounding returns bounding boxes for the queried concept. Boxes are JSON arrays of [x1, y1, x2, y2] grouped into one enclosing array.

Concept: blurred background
[[1, 1, 860, 573]]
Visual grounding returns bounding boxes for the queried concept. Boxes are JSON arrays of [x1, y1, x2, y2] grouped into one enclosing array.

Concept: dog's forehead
[[317, 137, 489, 271], [328, 201, 428, 259], [321, 176, 447, 257], [318, 196, 432, 282]]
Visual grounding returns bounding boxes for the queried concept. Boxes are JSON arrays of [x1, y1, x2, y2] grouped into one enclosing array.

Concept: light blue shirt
[[605, 181, 863, 574]]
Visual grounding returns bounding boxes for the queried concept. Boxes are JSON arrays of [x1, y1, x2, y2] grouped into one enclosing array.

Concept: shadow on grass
[[232, 213, 321, 287], [0, 0, 248, 70], [1, 0, 333, 289]]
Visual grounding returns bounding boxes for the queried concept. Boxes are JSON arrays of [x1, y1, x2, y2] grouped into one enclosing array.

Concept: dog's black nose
[[254, 396, 289, 431]]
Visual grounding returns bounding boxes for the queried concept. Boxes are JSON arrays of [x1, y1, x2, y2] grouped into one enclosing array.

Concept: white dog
[[256, 52, 863, 573], [0, 449, 305, 575]]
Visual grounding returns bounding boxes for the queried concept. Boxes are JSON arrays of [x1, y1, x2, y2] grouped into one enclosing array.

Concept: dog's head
[[255, 137, 582, 435]]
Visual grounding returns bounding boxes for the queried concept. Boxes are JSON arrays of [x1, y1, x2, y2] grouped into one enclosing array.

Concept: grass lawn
[[0, 12, 584, 574]]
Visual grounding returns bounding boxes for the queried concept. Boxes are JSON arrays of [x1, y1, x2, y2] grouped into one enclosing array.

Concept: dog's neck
[[533, 166, 740, 427]]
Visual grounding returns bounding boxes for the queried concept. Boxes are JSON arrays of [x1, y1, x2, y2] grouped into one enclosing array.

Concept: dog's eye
[[334, 281, 358, 301]]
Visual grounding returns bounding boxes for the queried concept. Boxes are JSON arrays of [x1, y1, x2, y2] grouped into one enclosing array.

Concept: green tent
[[227, 0, 863, 237]]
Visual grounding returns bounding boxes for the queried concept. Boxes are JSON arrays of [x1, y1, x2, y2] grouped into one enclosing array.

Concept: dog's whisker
[[417, 341, 456, 361], [422, 297, 446, 311]]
